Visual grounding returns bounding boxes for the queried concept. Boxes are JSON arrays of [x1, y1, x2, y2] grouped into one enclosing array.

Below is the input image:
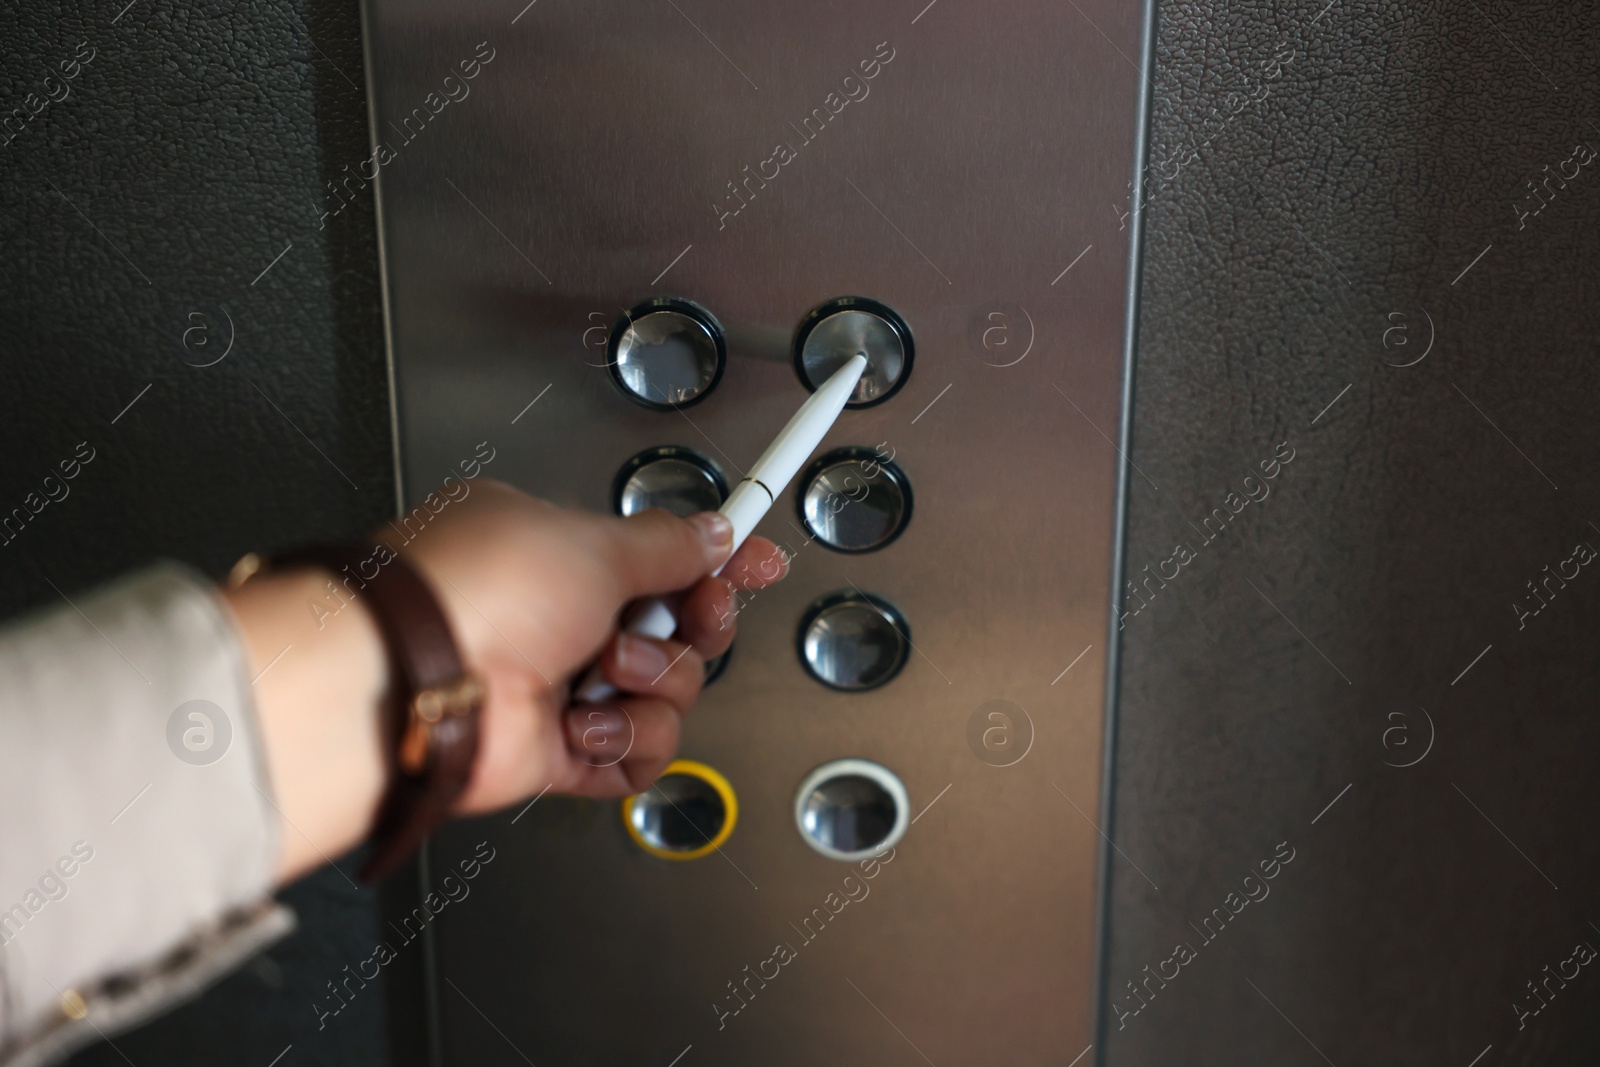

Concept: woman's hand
[[401, 479, 788, 810], [224, 478, 789, 883]]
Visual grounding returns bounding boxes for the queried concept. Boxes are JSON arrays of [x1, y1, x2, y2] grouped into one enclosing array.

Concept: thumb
[[602, 509, 733, 600]]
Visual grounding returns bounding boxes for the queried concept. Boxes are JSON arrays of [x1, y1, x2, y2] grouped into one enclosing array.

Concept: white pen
[[575, 353, 869, 703]]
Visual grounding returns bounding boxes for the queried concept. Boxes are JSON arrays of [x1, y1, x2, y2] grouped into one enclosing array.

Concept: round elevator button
[[609, 298, 726, 409], [622, 759, 738, 861], [794, 758, 909, 861], [797, 590, 911, 691], [798, 446, 912, 553], [612, 446, 728, 518], [793, 297, 913, 407]]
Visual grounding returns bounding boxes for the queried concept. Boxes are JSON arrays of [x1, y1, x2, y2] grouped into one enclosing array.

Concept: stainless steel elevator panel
[[363, 0, 1149, 1061]]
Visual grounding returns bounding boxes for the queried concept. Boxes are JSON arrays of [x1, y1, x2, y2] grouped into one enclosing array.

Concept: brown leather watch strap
[[248, 543, 484, 882]]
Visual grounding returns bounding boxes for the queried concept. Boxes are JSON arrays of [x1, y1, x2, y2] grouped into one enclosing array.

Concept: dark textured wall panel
[[0, 1, 391, 1064], [1104, 1, 1600, 1063]]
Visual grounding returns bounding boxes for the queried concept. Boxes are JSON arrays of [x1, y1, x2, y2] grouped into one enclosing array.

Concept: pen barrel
[[717, 479, 770, 572]]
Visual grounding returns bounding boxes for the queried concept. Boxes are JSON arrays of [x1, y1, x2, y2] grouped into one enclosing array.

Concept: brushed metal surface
[[362, 0, 1149, 1061]]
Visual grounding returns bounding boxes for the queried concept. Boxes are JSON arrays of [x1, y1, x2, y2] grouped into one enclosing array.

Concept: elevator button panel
[[374, 0, 1139, 1055], [798, 446, 912, 552], [794, 758, 909, 861], [608, 298, 725, 409], [793, 297, 912, 408], [797, 590, 911, 691], [612, 445, 728, 518]]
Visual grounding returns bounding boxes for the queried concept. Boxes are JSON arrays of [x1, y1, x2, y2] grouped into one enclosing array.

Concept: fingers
[[597, 632, 704, 711], [556, 532, 793, 801], [601, 509, 733, 601], [561, 696, 682, 795], [722, 536, 791, 594], [677, 536, 790, 653]]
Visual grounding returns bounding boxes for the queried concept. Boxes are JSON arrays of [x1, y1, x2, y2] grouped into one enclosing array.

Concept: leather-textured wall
[[1104, 1, 1600, 1063], [0, 1, 392, 1065]]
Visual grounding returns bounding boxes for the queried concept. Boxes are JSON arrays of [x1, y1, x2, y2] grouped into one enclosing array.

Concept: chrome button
[[612, 445, 728, 517], [624, 761, 737, 859], [609, 298, 725, 409], [798, 446, 912, 552], [793, 297, 912, 407], [794, 759, 909, 861], [797, 590, 911, 691]]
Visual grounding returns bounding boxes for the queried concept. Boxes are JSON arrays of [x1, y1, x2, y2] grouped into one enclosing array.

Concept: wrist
[[222, 565, 390, 883]]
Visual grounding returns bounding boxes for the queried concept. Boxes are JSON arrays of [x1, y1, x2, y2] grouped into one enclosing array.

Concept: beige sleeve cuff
[[0, 563, 291, 1066]]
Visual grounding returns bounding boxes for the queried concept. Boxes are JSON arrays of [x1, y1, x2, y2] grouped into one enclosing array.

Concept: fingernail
[[618, 633, 670, 679], [689, 512, 734, 556]]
